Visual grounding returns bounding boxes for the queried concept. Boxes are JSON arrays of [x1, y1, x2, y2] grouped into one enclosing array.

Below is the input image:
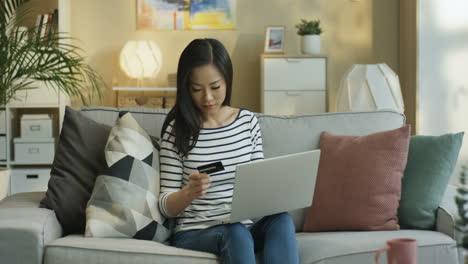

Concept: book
[[40, 14, 49, 38], [50, 9, 59, 38], [44, 12, 53, 40], [35, 14, 43, 39]]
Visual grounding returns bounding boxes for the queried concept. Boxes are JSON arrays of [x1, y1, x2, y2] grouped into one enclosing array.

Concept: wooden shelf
[[112, 87, 176, 91], [7, 105, 61, 109], [113, 87, 177, 109]]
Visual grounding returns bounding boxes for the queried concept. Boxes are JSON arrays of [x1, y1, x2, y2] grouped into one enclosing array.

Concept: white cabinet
[[0, 0, 69, 196], [0, 110, 5, 134], [0, 137, 6, 161], [9, 82, 60, 105], [261, 55, 327, 115], [1, 83, 64, 196], [264, 91, 326, 115]]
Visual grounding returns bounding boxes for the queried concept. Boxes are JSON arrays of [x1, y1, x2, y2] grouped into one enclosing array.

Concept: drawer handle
[[285, 58, 301, 63], [286, 92, 303, 96], [26, 174, 39, 179], [30, 125, 41, 131], [28, 148, 40, 154]]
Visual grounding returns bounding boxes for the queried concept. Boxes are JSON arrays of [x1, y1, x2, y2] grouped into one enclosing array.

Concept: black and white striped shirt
[[159, 109, 264, 232]]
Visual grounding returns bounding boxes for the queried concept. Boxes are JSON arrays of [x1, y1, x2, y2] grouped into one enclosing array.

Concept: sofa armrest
[[436, 185, 464, 264], [0, 192, 62, 264], [437, 206, 457, 238], [436, 185, 459, 239]]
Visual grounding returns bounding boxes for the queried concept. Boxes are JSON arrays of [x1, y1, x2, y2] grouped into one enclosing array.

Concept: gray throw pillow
[[398, 132, 464, 230], [40, 106, 111, 235], [85, 112, 170, 241]]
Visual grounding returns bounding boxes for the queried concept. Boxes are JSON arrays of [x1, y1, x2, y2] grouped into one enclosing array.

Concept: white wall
[[418, 0, 468, 182]]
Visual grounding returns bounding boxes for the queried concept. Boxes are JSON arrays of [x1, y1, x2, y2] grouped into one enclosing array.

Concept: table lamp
[[119, 40, 163, 87], [336, 63, 404, 113]]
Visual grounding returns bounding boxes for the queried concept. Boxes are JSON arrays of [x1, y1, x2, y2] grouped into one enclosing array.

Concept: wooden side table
[[113, 87, 177, 109]]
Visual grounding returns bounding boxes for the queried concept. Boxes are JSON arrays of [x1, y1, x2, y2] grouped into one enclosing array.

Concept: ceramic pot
[[301, 35, 321, 55]]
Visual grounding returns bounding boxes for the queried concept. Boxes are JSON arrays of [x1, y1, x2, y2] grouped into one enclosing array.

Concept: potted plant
[[295, 19, 323, 55], [0, 0, 104, 106]]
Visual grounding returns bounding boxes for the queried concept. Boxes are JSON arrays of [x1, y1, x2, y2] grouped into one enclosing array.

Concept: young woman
[[159, 38, 299, 264]]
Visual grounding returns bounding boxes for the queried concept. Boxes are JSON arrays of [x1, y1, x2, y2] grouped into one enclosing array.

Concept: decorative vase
[[301, 35, 321, 55], [0, 168, 10, 200]]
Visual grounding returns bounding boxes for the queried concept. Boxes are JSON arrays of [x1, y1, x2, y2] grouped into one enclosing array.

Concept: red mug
[[375, 238, 418, 264]]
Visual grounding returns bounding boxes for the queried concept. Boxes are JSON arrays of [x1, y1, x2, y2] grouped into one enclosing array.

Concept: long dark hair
[[161, 38, 233, 158]]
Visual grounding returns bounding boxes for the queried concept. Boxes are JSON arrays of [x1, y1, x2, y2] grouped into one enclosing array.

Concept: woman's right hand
[[184, 172, 211, 199]]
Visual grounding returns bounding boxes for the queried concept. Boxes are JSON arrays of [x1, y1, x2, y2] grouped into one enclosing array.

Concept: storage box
[[21, 114, 53, 138], [0, 110, 5, 134], [0, 136, 6, 160], [14, 137, 55, 164], [10, 168, 51, 194]]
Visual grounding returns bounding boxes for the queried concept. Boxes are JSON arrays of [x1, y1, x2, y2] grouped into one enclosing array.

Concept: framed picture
[[264, 26, 285, 53], [137, 0, 236, 30]]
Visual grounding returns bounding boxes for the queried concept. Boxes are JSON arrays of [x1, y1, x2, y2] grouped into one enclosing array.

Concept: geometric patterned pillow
[[85, 112, 171, 242]]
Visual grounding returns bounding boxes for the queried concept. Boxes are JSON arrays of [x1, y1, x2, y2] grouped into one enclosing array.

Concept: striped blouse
[[159, 109, 264, 232]]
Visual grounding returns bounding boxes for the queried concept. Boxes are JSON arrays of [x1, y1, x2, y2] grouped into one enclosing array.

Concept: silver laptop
[[228, 149, 321, 223]]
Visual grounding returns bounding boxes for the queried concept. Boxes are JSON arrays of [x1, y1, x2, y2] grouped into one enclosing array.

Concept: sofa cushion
[[256, 111, 406, 160], [80, 106, 169, 138], [42, 231, 456, 264], [44, 235, 219, 264], [85, 112, 170, 241], [40, 106, 111, 235], [303, 126, 411, 232], [296, 230, 457, 264], [398, 133, 464, 230]]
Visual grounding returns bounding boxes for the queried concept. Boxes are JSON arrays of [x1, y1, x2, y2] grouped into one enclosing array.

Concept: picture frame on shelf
[[264, 25, 285, 53]]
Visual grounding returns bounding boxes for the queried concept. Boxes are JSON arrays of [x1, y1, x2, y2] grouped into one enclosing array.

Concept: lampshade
[[119, 40, 163, 79], [336, 63, 404, 113]]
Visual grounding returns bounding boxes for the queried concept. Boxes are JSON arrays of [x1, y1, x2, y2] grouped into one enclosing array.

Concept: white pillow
[[85, 112, 170, 242]]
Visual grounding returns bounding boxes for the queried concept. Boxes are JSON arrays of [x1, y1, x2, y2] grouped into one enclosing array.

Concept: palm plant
[[0, 0, 104, 106]]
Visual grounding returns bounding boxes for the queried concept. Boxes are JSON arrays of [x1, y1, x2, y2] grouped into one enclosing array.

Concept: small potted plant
[[295, 19, 323, 55]]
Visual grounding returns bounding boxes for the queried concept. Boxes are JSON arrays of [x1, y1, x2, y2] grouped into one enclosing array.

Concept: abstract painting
[[137, 0, 236, 30]]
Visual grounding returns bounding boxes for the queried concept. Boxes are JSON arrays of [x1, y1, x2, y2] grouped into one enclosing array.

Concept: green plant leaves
[[295, 19, 323, 36], [0, 0, 104, 106]]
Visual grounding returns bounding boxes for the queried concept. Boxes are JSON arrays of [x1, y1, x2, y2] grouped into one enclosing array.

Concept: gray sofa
[[0, 107, 462, 264]]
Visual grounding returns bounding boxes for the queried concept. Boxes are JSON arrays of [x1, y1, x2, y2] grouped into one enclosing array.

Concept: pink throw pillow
[[303, 126, 410, 232]]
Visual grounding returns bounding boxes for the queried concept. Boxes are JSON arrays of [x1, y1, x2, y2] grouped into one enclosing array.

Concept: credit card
[[197, 161, 225, 174]]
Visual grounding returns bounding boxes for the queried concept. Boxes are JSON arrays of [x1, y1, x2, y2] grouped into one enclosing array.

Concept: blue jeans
[[172, 212, 299, 264]]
